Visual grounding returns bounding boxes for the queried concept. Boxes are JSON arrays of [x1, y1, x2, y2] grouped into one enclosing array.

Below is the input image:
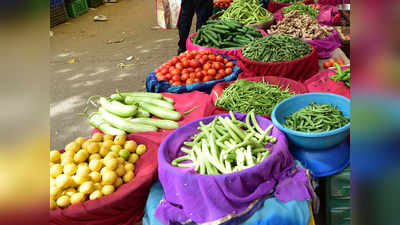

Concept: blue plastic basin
[[271, 93, 350, 150]]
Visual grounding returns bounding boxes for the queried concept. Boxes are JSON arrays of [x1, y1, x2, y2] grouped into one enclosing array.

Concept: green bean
[[282, 3, 319, 18], [220, 0, 273, 25]]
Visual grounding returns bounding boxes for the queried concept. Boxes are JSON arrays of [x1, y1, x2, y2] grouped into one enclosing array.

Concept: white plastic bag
[[156, 0, 181, 29]]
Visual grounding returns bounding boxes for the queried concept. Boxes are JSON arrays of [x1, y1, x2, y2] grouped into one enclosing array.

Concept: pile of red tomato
[[155, 50, 235, 86], [213, 0, 233, 8]]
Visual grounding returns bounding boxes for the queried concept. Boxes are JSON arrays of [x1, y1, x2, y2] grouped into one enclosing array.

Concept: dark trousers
[[177, 0, 213, 53]]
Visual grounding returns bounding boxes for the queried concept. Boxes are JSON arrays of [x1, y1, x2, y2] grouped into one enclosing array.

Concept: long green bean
[[282, 3, 319, 18], [220, 0, 273, 25]]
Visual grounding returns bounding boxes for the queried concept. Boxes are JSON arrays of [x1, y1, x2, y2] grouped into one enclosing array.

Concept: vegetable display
[[268, 11, 333, 40], [219, 0, 273, 25], [154, 50, 236, 85], [171, 111, 277, 174], [213, 0, 233, 8], [330, 63, 350, 87], [282, 3, 319, 18], [86, 92, 181, 134], [192, 20, 264, 49], [50, 133, 146, 209], [242, 34, 312, 62], [283, 102, 349, 132], [215, 79, 296, 115]]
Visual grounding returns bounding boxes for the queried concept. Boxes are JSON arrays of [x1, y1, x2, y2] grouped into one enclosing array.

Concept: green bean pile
[[220, 0, 273, 25], [282, 3, 319, 18], [171, 111, 277, 174], [242, 34, 312, 62], [216, 79, 296, 115], [283, 102, 350, 132]]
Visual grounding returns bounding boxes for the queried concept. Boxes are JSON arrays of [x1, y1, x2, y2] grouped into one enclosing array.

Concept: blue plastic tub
[[271, 93, 350, 149]]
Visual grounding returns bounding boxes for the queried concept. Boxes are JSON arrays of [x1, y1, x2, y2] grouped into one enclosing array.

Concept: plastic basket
[[66, 0, 88, 18], [50, 3, 69, 27], [87, 0, 103, 8]]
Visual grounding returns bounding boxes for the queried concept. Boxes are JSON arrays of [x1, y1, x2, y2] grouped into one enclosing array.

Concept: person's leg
[[177, 0, 195, 54], [194, 0, 213, 31]]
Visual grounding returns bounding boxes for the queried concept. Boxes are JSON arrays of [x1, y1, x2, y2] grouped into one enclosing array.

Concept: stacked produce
[[242, 34, 312, 62], [283, 103, 350, 132], [215, 80, 296, 115], [268, 11, 333, 40], [171, 111, 277, 174], [86, 92, 181, 135], [219, 0, 273, 25], [50, 133, 146, 209], [282, 3, 319, 18], [213, 0, 233, 8], [330, 63, 350, 87], [154, 50, 236, 85], [192, 20, 264, 49]]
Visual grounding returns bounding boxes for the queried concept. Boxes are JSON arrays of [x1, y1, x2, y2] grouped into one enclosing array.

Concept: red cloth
[[208, 75, 309, 118], [236, 45, 319, 82], [303, 66, 350, 98], [267, 0, 315, 13]]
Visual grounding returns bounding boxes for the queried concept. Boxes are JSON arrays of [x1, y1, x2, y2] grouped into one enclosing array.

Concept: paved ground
[[50, 0, 185, 149]]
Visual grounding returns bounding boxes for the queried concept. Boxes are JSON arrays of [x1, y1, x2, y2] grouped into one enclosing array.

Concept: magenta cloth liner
[[186, 29, 267, 58], [155, 113, 313, 224], [306, 28, 341, 58]]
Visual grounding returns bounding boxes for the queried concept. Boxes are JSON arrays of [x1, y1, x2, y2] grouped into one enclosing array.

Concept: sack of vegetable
[[209, 76, 308, 117], [49, 133, 160, 225], [186, 20, 267, 58], [270, 10, 341, 58], [267, 0, 314, 13], [237, 34, 319, 82], [146, 50, 241, 94], [155, 112, 313, 224], [304, 64, 350, 99]]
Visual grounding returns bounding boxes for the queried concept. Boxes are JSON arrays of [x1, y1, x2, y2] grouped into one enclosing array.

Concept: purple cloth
[[306, 28, 341, 59], [155, 113, 312, 224]]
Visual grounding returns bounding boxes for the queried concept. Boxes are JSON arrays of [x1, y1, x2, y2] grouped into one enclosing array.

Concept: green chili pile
[[171, 111, 277, 174], [282, 3, 319, 18], [220, 0, 273, 25], [331, 63, 350, 87], [283, 102, 350, 132], [242, 34, 312, 62], [216, 79, 296, 115]]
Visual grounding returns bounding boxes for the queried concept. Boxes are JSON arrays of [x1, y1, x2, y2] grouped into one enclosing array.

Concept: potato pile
[[49, 133, 147, 210]]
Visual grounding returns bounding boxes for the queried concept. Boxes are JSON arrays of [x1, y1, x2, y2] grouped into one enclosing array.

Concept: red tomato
[[195, 67, 202, 73], [161, 68, 168, 75], [203, 76, 212, 82], [159, 75, 167, 81], [165, 73, 172, 80], [323, 61, 332, 68], [213, 62, 221, 70], [195, 71, 203, 79], [172, 75, 180, 81], [218, 69, 226, 76], [216, 55, 224, 62], [179, 53, 185, 58], [182, 60, 190, 67], [225, 67, 233, 75], [187, 67, 194, 72], [199, 50, 208, 55], [207, 68, 217, 76], [223, 58, 229, 63], [171, 69, 180, 76], [175, 63, 183, 70], [190, 50, 197, 56], [205, 50, 212, 55], [182, 68, 189, 73], [203, 63, 211, 70], [155, 72, 162, 77], [215, 74, 224, 80], [199, 58, 207, 65], [189, 72, 196, 79], [336, 59, 345, 66], [328, 59, 335, 65], [201, 55, 208, 61], [190, 59, 200, 68], [170, 57, 178, 65], [194, 78, 201, 83], [194, 54, 202, 60], [225, 62, 234, 68], [208, 54, 216, 61], [173, 81, 182, 86], [181, 73, 189, 81], [186, 79, 194, 85], [168, 66, 175, 73], [155, 67, 161, 73], [156, 75, 162, 80]]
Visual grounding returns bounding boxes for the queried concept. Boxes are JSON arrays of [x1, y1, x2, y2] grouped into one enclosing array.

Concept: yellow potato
[[55, 174, 71, 189], [61, 151, 74, 160], [101, 185, 115, 195], [102, 140, 114, 148], [75, 137, 87, 145], [78, 162, 89, 168], [124, 140, 138, 153], [56, 195, 70, 208], [89, 153, 102, 161], [87, 142, 100, 154], [79, 181, 94, 194], [63, 163, 77, 176], [89, 190, 103, 200], [110, 145, 122, 155], [50, 150, 61, 163], [116, 165, 126, 177], [114, 135, 126, 146], [64, 188, 77, 197], [72, 175, 89, 186], [50, 186, 61, 198], [50, 164, 63, 178], [128, 153, 139, 164], [105, 152, 118, 160], [102, 171, 117, 185], [89, 171, 102, 182], [50, 178, 56, 187], [105, 158, 118, 170], [124, 163, 134, 172], [136, 144, 147, 155], [99, 146, 110, 157], [92, 132, 103, 142], [117, 157, 125, 165], [89, 159, 103, 172], [61, 157, 75, 166], [93, 182, 102, 190], [123, 171, 135, 183], [103, 134, 114, 141], [65, 141, 81, 153], [74, 150, 89, 163], [50, 198, 57, 210], [114, 177, 123, 188], [82, 140, 92, 150], [76, 166, 90, 178], [100, 167, 111, 176], [70, 192, 85, 205]]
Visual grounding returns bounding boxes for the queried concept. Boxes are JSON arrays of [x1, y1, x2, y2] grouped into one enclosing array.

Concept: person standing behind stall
[[177, 0, 213, 55]]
